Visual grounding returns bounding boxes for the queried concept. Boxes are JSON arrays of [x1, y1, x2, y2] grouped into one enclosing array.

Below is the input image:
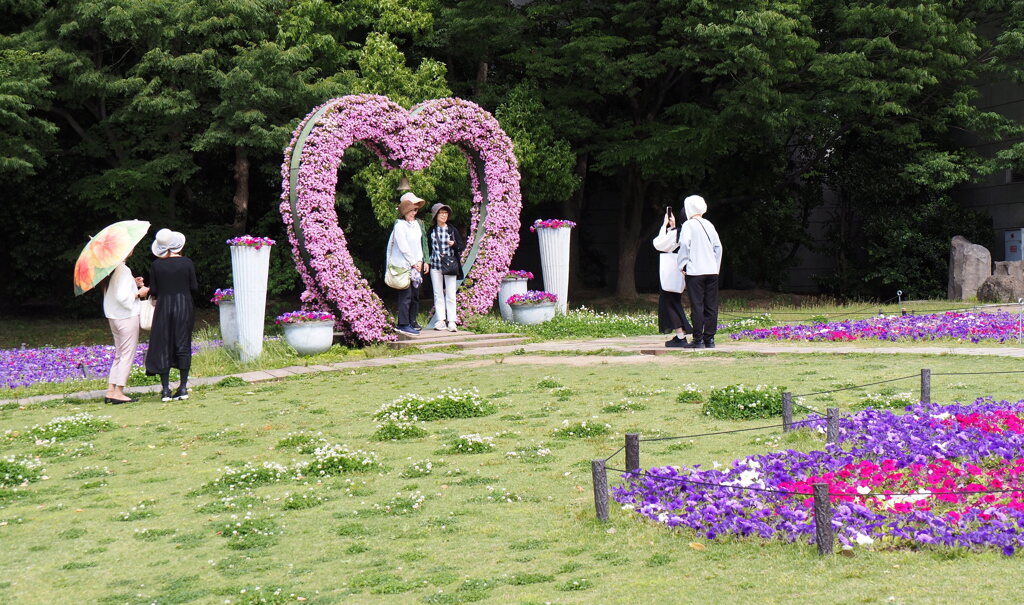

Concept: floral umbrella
[[73, 220, 151, 295]]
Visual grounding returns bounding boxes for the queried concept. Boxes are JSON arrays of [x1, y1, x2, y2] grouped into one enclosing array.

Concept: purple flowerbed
[[2, 343, 202, 389], [613, 399, 1024, 554], [730, 311, 1023, 343]]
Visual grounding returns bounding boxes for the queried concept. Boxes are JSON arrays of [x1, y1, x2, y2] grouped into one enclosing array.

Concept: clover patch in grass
[[275, 432, 325, 453], [601, 398, 647, 413], [299, 444, 381, 477], [374, 387, 494, 423], [440, 434, 495, 454], [400, 459, 436, 478], [507, 572, 554, 585], [114, 498, 158, 521], [0, 456, 42, 487], [282, 489, 327, 510], [198, 461, 291, 494], [360, 491, 426, 516], [133, 528, 177, 541], [26, 412, 117, 441], [217, 516, 281, 550], [371, 420, 428, 441], [553, 420, 610, 439], [536, 376, 562, 388]]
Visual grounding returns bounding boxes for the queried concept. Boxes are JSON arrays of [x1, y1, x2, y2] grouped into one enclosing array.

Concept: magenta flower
[[210, 288, 234, 305], [507, 290, 557, 305], [226, 236, 276, 249], [504, 270, 534, 280], [275, 310, 336, 325], [529, 219, 576, 232]]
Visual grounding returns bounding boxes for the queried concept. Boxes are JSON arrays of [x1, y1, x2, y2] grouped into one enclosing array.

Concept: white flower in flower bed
[[374, 387, 494, 423], [27, 412, 116, 441], [446, 433, 496, 454]]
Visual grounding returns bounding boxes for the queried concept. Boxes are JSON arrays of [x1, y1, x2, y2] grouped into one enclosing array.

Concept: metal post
[[920, 368, 931, 404], [826, 408, 839, 444], [591, 459, 609, 521], [782, 392, 793, 432], [813, 483, 834, 556], [625, 434, 640, 473]]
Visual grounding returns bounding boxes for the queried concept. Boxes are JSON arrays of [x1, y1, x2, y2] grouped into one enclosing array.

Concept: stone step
[[406, 336, 531, 351], [386, 332, 522, 348]]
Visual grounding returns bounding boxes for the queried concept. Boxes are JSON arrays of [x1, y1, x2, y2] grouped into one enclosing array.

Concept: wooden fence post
[[782, 392, 793, 432], [625, 433, 640, 473], [591, 459, 609, 521], [826, 408, 839, 444], [813, 482, 834, 556], [920, 368, 931, 404]]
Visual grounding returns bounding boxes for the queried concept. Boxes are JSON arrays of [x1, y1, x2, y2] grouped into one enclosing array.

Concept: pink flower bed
[[280, 94, 522, 344]]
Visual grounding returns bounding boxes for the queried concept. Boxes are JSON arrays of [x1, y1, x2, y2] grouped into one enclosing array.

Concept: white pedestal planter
[[537, 227, 571, 314], [498, 278, 529, 322], [282, 321, 334, 356], [230, 245, 271, 362], [218, 300, 238, 348], [510, 302, 556, 325]]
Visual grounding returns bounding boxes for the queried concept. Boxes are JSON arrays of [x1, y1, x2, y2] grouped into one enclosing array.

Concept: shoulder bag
[[139, 298, 156, 331]]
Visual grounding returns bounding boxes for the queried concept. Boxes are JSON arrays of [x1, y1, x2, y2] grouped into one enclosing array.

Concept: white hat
[[683, 195, 707, 219], [400, 192, 426, 205], [151, 228, 186, 257]]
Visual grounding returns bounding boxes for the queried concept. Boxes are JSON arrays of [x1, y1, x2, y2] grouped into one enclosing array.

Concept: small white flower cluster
[[301, 444, 380, 476], [505, 444, 552, 460], [117, 498, 157, 521], [604, 397, 645, 413], [553, 420, 611, 438], [374, 387, 488, 423], [624, 387, 666, 397], [401, 459, 434, 478], [373, 491, 426, 514], [449, 434, 496, 453], [484, 485, 523, 503], [719, 313, 774, 330], [27, 412, 114, 441], [861, 392, 916, 410]]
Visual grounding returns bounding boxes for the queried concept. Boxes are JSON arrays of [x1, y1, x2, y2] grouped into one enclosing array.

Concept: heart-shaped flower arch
[[279, 94, 522, 344]]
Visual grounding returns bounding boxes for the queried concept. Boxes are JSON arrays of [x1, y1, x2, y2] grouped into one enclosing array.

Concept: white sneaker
[[434, 321, 447, 331], [448, 323, 458, 333]]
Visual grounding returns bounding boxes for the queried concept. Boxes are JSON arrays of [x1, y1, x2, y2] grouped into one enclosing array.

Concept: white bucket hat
[[683, 195, 707, 219], [151, 228, 186, 257]]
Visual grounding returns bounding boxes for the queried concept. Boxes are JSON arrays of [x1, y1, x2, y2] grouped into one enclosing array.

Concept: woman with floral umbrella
[[73, 219, 151, 403]]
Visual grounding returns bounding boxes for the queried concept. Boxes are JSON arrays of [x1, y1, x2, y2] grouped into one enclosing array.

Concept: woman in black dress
[[145, 229, 198, 401]]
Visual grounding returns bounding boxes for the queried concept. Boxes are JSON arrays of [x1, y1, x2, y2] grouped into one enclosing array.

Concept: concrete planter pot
[[218, 300, 238, 348], [282, 320, 335, 356], [510, 301, 556, 325], [230, 245, 271, 362], [498, 278, 529, 322], [537, 227, 571, 314]]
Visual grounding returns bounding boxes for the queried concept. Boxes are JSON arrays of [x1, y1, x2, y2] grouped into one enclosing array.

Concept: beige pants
[[108, 316, 140, 387]]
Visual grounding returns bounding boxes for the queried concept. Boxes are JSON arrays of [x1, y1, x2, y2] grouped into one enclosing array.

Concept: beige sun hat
[[151, 228, 186, 257], [398, 192, 426, 217]]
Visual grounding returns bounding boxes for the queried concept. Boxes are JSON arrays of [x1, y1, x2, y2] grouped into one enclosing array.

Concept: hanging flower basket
[[277, 311, 336, 356]]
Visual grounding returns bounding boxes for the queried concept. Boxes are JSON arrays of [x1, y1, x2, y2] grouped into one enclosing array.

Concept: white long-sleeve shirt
[[676, 217, 723, 276], [103, 263, 140, 319], [389, 219, 424, 268]]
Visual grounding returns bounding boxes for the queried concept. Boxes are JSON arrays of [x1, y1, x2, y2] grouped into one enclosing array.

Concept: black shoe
[[173, 386, 189, 401], [683, 340, 705, 349], [104, 396, 135, 405], [704, 337, 715, 349], [160, 388, 173, 402], [665, 336, 687, 348], [411, 322, 422, 330]]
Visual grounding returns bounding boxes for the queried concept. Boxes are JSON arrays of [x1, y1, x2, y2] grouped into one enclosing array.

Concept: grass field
[[3, 352, 1024, 603]]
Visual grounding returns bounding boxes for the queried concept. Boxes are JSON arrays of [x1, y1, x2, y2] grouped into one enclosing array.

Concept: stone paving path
[[5, 335, 1023, 407]]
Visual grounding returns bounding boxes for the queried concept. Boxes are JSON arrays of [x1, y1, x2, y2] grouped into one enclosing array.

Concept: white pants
[[108, 316, 140, 387], [430, 270, 458, 325]]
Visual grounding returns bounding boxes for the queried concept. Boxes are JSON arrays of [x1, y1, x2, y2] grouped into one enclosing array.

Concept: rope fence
[[590, 365, 1024, 556]]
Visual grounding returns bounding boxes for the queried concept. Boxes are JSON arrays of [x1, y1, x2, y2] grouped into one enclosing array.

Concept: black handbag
[[438, 254, 460, 276]]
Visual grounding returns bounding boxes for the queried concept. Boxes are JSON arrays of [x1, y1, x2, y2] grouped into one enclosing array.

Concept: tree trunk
[[615, 165, 646, 298], [231, 146, 250, 234], [561, 154, 588, 292]]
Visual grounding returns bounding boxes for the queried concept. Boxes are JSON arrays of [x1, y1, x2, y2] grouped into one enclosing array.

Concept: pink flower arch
[[279, 94, 522, 344]]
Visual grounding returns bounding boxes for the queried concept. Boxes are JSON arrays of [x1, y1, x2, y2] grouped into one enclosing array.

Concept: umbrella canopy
[[73, 220, 151, 296]]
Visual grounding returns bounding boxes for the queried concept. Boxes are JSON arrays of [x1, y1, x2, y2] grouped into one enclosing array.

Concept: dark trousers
[[396, 281, 420, 326], [685, 274, 719, 342], [658, 290, 693, 334]]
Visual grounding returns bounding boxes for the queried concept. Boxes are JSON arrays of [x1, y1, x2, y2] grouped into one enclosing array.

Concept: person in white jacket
[[388, 192, 429, 335], [102, 255, 149, 403], [652, 206, 693, 347], [676, 195, 723, 349]]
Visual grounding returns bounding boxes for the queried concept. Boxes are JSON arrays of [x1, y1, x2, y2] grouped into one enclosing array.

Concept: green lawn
[[2, 352, 1024, 603]]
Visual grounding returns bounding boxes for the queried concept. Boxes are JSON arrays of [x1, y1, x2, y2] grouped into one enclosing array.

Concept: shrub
[[702, 384, 785, 420], [374, 388, 495, 423]]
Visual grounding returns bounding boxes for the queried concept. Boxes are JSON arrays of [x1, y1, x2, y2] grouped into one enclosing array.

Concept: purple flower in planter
[[506, 291, 557, 306]]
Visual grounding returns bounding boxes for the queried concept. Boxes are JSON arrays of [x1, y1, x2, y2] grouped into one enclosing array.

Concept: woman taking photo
[[145, 228, 198, 401], [427, 203, 465, 332], [653, 206, 693, 347]]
